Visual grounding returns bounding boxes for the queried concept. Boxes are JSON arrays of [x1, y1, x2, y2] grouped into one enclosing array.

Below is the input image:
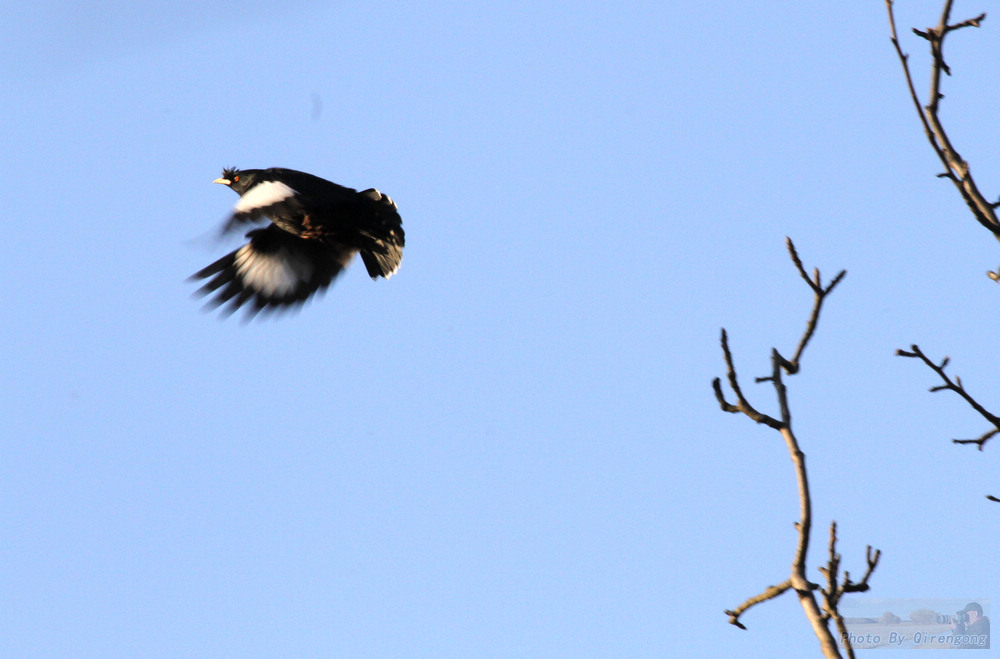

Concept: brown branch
[[716, 240, 846, 430], [713, 330, 783, 430], [817, 522, 881, 659], [895, 344, 1000, 447], [890, 2, 999, 503], [885, 0, 1000, 238], [953, 428, 999, 451], [819, 521, 882, 659], [715, 241, 874, 658], [785, 237, 847, 370], [843, 545, 881, 595], [725, 580, 792, 630]]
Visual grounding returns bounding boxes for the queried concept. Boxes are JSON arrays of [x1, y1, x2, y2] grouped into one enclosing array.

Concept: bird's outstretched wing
[[191, 224, 355, 318]]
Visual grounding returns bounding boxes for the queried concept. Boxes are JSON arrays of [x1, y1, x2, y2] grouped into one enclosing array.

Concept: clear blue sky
[[2, 1, 997, 657]]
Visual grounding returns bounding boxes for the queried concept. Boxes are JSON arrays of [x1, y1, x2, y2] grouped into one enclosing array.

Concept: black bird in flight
[[191, 167, 404, 318]]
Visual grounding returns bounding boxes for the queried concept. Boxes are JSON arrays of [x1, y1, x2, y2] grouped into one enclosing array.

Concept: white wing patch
[[233, 243, 313, 297], [233, 181, 297, 214]]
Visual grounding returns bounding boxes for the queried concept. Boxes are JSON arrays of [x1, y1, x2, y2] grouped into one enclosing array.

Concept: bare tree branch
[[953, 428, 999, 451], [895, 345, 1000, 449], [715, 240, 877, 657], [785, 237, 847, 371], [885, 0, 1000, 239], [713, 329, 782, 430], [818, 522, 882, 659], [725, 580, 792, 631], [889, 1, 1000, 502]]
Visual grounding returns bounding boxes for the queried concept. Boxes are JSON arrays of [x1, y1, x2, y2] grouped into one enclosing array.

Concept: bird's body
[[191, 167, 404, 317]]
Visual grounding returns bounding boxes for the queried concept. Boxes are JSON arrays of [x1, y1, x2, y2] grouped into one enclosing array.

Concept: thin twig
[[820, 523, 853, 658], [786, 238, 847, 370], [818, 523, 882, 659], [895, 345, 1000, 445], [953, 428, 999, 451], [725, 580, 792, 630], [713, 330, 782, 430]]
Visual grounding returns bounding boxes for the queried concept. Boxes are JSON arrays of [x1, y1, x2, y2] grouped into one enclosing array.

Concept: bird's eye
[[233, 175, 240, 182]]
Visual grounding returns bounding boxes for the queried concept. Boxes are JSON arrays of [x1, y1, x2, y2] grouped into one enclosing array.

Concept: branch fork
[[715, 240, 877, 658], [886, 0, 1000, 244]]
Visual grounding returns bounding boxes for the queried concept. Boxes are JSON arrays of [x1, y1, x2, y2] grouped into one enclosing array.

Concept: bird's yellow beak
[[213, 177, 231, 185]]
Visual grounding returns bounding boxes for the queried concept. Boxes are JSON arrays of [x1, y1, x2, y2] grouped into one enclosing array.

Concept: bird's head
[[213, 167, 260, 195]]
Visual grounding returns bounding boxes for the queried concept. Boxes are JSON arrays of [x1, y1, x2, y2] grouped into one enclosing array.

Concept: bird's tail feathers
[[360, 188, 396, 210], [360, 240, 403, 279], [357, 188, 405, 279]]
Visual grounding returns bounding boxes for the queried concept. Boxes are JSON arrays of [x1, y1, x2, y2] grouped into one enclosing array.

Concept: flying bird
[[191, 167, 404, 318]]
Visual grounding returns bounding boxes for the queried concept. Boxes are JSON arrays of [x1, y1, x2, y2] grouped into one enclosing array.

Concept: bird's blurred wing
[[191, 225, 355, 319]]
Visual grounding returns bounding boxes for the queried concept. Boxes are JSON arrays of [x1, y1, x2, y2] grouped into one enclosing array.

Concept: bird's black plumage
[[191, 167, 404, 318]]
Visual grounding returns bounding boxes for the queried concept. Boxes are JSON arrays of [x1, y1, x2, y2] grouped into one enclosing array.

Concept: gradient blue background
[[3, 1, 998, 656]]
